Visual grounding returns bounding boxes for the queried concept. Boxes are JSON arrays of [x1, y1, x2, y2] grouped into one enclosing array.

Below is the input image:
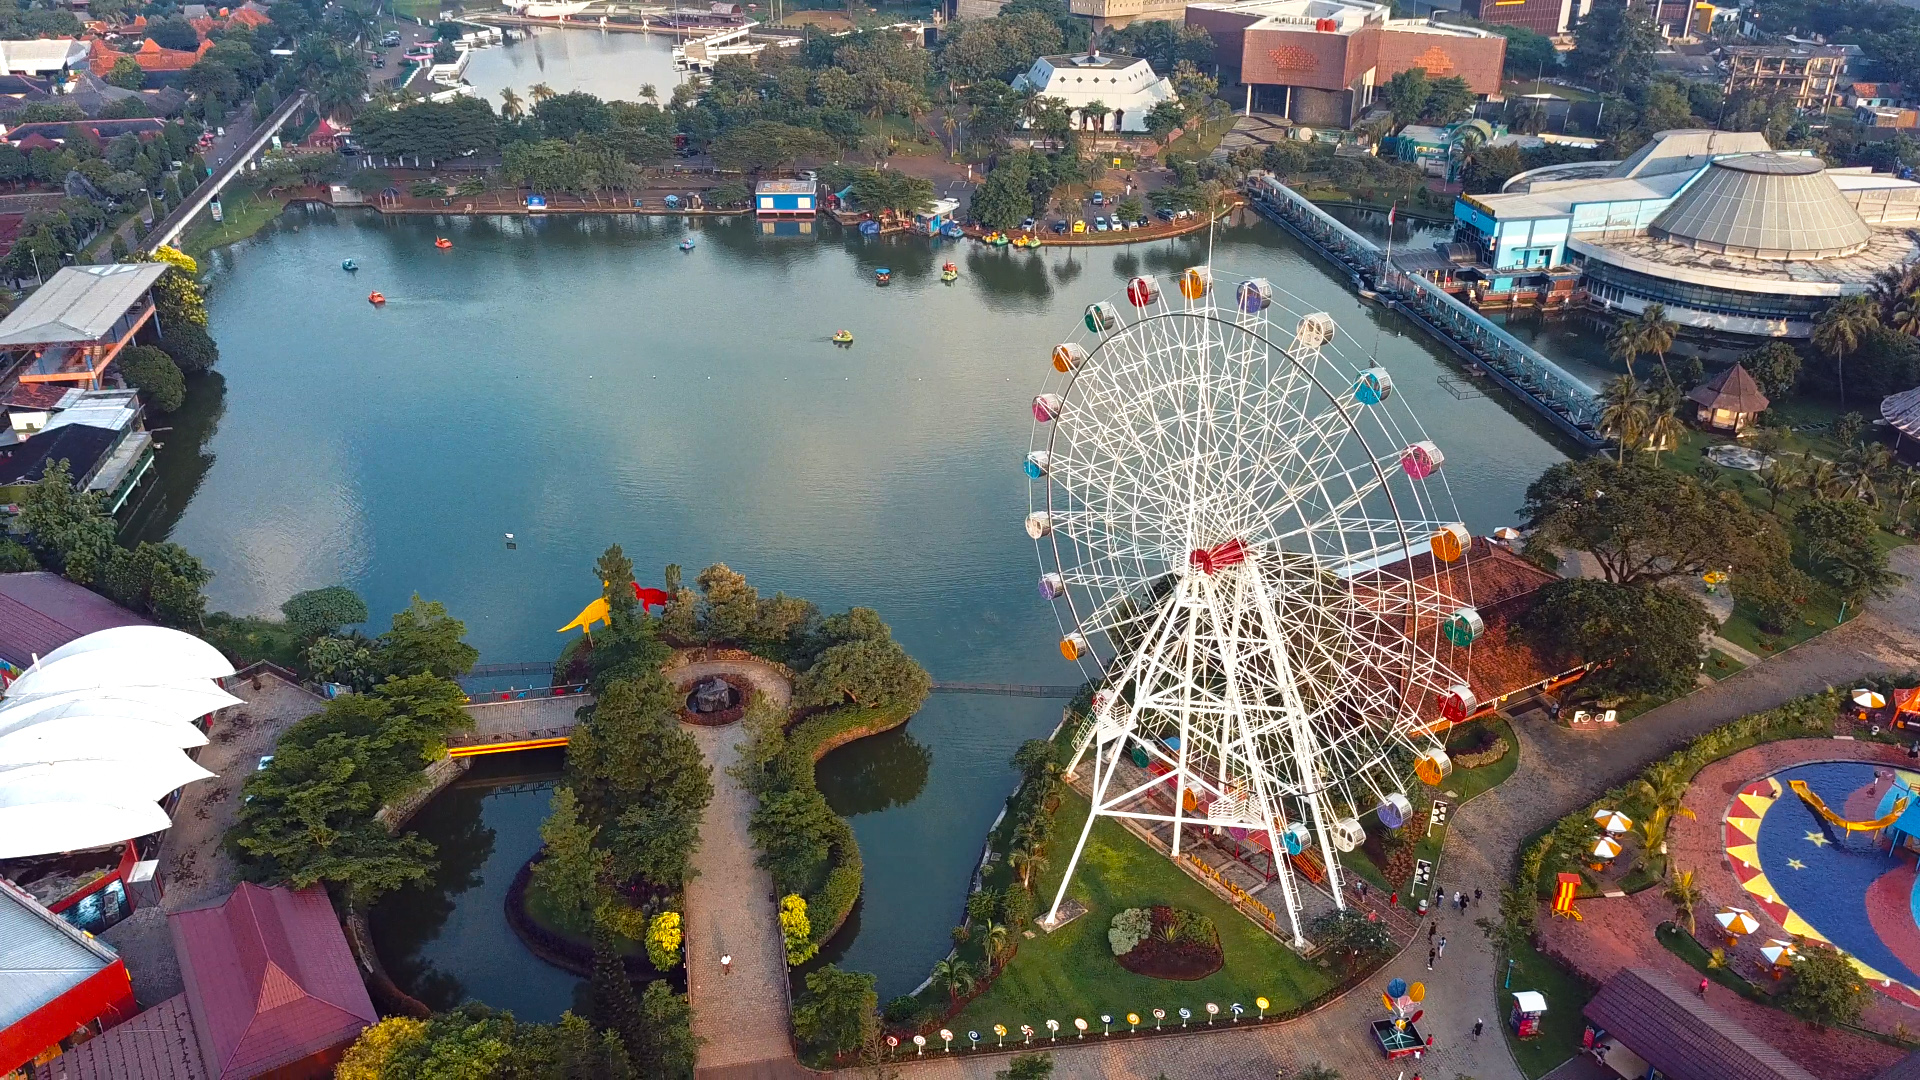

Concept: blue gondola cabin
[[756, 179, 817, 218]]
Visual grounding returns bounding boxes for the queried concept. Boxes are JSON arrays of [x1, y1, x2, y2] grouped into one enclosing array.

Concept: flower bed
[[1111, 906, 1223, 981], [676, 673, 751, 727]]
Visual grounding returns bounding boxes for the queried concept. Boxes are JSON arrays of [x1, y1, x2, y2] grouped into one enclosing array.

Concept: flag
[[1387, 204, 1396, 226]]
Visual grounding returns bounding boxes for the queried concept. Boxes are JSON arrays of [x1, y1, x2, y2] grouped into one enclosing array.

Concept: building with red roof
[[33, 884, 376, 1080], [0, 876, 137, 1077], [87, 37, 211, 78], [0, 571, 151, 685]]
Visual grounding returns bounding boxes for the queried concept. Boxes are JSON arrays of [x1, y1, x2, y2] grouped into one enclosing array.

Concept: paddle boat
[[341, 259, 357, 272], [874, 267, 891, 286], [368, 291, 386, 305], [941, 262, 958, 283], [679, 238, 696, 251], [989, 232, 1011, 247], [434, 237, 452, 249], [859, 219, 880, 237], [942, 222, 965, 240], [1013, 235, 1042, 250], [832, 330, 854, 346]]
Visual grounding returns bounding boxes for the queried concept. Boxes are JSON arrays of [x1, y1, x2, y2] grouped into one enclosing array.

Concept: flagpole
[[1383, 200, 1396, 294]]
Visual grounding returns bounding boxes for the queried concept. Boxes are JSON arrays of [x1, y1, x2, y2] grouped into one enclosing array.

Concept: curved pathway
[[840, 548, 1920, 1079], [676, 657, 810, 1080]]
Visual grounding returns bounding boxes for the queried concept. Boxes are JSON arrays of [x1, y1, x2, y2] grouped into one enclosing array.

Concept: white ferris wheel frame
[[1026, 267, 1478, 949]]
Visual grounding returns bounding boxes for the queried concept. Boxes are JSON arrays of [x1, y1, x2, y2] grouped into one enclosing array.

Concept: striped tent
[[1884, 385, 1920, 444]]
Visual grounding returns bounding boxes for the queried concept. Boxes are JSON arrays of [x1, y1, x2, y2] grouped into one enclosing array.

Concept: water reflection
[[120, 371, 226, 543], [817, 727, 932, 817]]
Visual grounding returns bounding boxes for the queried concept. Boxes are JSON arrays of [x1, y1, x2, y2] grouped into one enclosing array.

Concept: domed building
[[1452, 131, 1920, 338]]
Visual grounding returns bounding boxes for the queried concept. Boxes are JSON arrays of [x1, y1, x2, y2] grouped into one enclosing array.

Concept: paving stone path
[[834, 548, 1920, 1080], [679, 659, 813, 1080]]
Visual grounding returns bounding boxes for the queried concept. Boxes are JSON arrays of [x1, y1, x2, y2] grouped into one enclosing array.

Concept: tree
[[1569, 3, 1659, 93], [1496, 24, 1558, 80], [931, 956, 976, 1006], [597, 543, 639, 623], [105, 56, 145, 91], [1382, 67, 1431, 127], [793, 965, 878, 1056], [750, 787, 841, 886], [1598, 375, 1649, 462], [1310, 908, 1392, 967], [1521, 458, 1788, 585], [1607, 318, 1648, 380], [1795, 497, 1898, 606], [118, 343, 184, 412], [336, 1017, 428, 1080], [532, 787, 606, 930], [1421, 75, 1474, 123], [17, 460, 117, 583], [1632, 304, 1677, 382], [1145, 98, 1188, 145], [1007, 845, 1048, 890], [500, 86, 526, 122], [1517, 578, 1714, 700], [711, 120, 834, 173], [1664, 867, 1704, 934], [99, 541, 210, 627], [1782, 945, 1869, 1028], [376, 594, 479, 678], [849, 169, 936, 215], [1742, 341, 1802, 401], [281, 585, 370, 638], [1813, 294, 1881, 409], [696, 562, 759, 643], [591, 926, 648, 1062], [635, 981, 698, 1079], [794, 635, 933, 710]]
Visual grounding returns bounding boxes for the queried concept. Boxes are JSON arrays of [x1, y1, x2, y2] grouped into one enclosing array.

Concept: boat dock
[[1244, 176, 1605, 451]]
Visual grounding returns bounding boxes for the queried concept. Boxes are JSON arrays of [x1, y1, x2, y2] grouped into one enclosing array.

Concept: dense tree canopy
[[355, 96, 501, 162], [1517, 578, 1714, 700]]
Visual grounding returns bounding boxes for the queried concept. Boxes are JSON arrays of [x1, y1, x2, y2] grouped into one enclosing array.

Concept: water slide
[[1789, 779, 1909, 832]]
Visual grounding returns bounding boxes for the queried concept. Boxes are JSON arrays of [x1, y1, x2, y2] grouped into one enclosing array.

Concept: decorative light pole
[[968, 1030, 980, 1051], [1205, 1003, 1219, 1025], [1256, 997, 1270, 1020], [1152, 1008, 1166, 1030], [994, 1024, 1007, 1047], [1230, 1003, 1245, 1023], [912, 1034, 926, 1057], [1100, 1014, 1112, 1036], [1126, 1013, 1140, 1033], [1074, 1018, 1089, 1039], [939, 1029, 953, 1053], [1045, 1019, 1060, 1043], [1178, 1008, 1191, 1028]]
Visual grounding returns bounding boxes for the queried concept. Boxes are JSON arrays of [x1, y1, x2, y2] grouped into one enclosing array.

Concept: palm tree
[[1812, 294, 1881, 409], [1643, 380, 1685, 464], [1081, 98, 1110, 133], [1805, 457, 1842, 499], [1665, 868, 1704, 935], [639, 83, 658, 105], [1008, 846, 1048, 891], [1760, 456, 1802, 512], [530, 81, 557, 103], [980, 921, 1012, 974], [500, 87, 525, 122], [1607, 319, 1647, 379], [1839, 442, 1893, 504], [931, 957, 976, 1006], [1598, 374, 1650, 462], [1893, 288, 1920, 336], [1634, 304, 1678, 382], [1892, 466, 1920, 522]]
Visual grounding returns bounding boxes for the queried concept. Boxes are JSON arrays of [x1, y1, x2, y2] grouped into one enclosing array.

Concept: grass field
[[1501, 934, 1595, 1078], [1705, 649, 1747, 681], [947, 789, 1334, 1035], [179, 184, 289, 261]]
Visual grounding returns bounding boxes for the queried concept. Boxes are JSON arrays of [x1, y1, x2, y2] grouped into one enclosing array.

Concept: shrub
[[1000, 882, 1034, 930], [1171, 908, 1216, 945], [1109, 907, 1152, 956], [646, 910, 683, 971], [780, 894, 817, 965], [159, 320, 219, 374]]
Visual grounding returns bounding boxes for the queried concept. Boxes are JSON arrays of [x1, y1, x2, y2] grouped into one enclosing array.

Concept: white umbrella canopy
[[35, 625, 234, 674], [0, 716, 208, 766], [1594, 809, 1634, 834], [0, 682, 243, 732], [0, 798, 172, 859], [6, 648, 235, 699], [1593, 836, 1623, 859], [0, 752, 214, 807], [1760, 940, 1800, 966], [1715, 908, 1760, 935], [1855, 689, 1889, 709]]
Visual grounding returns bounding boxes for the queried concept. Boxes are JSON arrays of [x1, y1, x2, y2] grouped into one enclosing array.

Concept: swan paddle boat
[[941, 262, 958, 283], [434, 237, 452, 249], [874, 267, 891, 285], [341, 259, 357, 272], [368, 291, 386, 305], [679, 238, 696, 251], [832, 330, 854, 346]]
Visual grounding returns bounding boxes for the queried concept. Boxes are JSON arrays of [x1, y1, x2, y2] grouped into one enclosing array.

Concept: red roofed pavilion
[[169, 884, 375, 1080]]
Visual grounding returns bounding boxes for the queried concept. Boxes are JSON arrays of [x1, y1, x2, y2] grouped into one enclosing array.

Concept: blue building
[[755, 179, 817, 218], [1451, 129, 1920, 337]]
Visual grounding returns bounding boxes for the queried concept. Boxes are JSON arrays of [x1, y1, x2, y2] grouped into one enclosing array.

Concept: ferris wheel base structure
[[1025, 265, 1479, 951]]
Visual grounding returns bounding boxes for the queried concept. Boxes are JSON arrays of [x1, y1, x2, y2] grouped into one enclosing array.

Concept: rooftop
[[0, 423, 117, 488], [0, 875, 122, 1033], [0, 572, 150, 670], [1689, 362, 1770, 414], [1186, 0, 1384, 34], [755, 179, 815, 194], [1585, 968, 1818, 1080], [31, 993, 206, 1080], [0, 263, 165, 348], [1648, 153, 1872, 260], [171, 883, 376, 1080]]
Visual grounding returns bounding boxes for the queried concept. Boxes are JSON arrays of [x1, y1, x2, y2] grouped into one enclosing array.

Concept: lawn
[[1705, 649, 1747, 681], [1501, 934, 1595, 1078], [391, 0, 442, 22], [947, 788, 1334, 1034], [1162, 112, 1238, 163], [180, 185, 290, 261], [1503, 79, 1599, 102]]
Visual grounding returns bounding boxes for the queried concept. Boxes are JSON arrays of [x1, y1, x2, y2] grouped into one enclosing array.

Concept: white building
[[1012, 50, 1175, 134], [0, 39, 88, 77]]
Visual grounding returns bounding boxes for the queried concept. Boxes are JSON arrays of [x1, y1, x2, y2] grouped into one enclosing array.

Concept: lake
[[128, 67, 1579, 1009]]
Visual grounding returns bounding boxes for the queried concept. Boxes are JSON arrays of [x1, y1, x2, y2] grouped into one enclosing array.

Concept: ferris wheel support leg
[[1308, 792, 1347, 912], [1047, 730, 1121, 924]]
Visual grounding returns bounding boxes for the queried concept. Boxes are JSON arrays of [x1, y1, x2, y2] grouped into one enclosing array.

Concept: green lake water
[[125, 86, 1578, 1014]]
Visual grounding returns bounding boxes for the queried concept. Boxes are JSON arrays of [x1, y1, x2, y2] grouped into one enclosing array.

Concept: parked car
[[1090, 191, 1106, 206], [1155, 207, 1175, 222], [1135, 216, 1150, 228], [1072, 219, 1087, 233], [1051, 219, 1068, 234], [1094, 216, 1110, 231], [381, 30, 401, 45], [1022, 216, 1035, 230]]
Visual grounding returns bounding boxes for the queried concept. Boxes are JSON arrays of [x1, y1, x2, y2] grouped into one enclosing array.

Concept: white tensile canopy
[[0, 626, 236, 859]]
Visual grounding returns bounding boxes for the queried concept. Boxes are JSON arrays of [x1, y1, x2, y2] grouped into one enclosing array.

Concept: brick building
[[1458, 0, 1581, 37], [1187, 0, 1506, 128]]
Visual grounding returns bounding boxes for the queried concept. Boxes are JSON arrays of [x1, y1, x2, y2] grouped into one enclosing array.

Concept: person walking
[[1474, 887, 1483, 907], [721, 954, 732, 976], [1699, 976, 1709, 997], [1473, 1018, 1484, 1038], [1427, 947, 1436, 971], [1454, 890, 1464, 912], [1428, 922, 1437, 942], [1437, 935, 1447, 959]]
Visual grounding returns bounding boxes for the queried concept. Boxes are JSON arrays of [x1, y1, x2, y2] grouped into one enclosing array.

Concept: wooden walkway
[[448, 693, 592, 755]]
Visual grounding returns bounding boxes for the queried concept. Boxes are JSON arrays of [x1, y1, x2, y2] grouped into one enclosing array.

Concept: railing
[[463, 682, 588, 705], [145, 90, 310, 252], [456, 662, 1080, 700], [931, 682, 1083, 699], [1244, 176, 1605, 449]]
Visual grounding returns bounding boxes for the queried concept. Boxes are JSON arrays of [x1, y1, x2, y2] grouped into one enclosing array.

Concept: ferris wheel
[[1025, 267, 1483, 948]]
